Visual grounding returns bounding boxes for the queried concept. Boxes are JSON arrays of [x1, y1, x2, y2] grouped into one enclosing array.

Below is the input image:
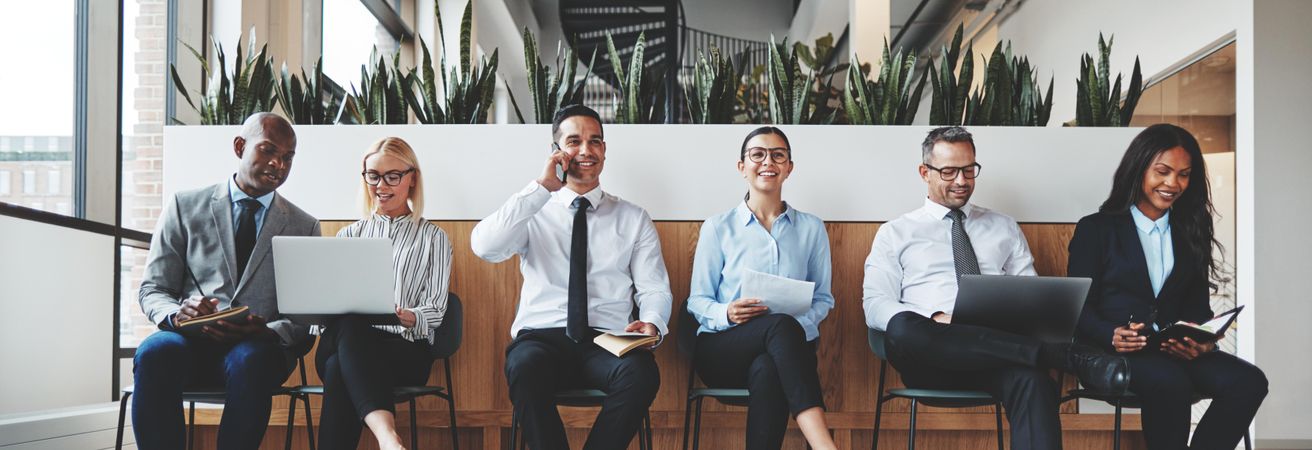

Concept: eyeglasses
[[362, 168, 415, 186], [745, 146, 791, 164], [924, 163, 982, 181]]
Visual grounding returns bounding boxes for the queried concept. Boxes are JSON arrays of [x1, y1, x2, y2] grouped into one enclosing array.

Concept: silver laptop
[[952, 275, 1092, 344], [272, 236, 399, 324]]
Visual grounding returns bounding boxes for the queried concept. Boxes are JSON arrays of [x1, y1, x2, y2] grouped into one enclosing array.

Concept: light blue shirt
[[1130, 205, 1174, 297], [687, 201, 835, 341], [228, 175, 274, 237]]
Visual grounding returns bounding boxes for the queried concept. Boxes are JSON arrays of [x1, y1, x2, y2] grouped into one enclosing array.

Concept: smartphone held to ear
[[552, 143, 569, 183]]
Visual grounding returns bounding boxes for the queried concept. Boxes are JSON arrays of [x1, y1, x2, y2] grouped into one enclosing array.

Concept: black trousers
[[885, 311, 1061, 450], [694, 314, 825, 450], [315, 316, 434, 450], [1125, 348, 1266, 450], [505, 327, 660, 450]]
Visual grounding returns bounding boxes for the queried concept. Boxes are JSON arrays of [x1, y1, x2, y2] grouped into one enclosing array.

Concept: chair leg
[[445, 359, 460, 450], [643, 412, 653, 450], [692, 397, 705, 450], [872, 396, 884, 450], [907, 399, 918, 450], [509, 409, 519, 450], [1113, 400, 1123, 450], [409, 398, 420, 449], [1244, 430, 1253, 450], [303, 394, 316, 450], [187, 401, 196, 450], [682, 396, 695, 450], [994, 403, 1004, 450], [285, 394, 298, 450], [115, 392, 131, 450]]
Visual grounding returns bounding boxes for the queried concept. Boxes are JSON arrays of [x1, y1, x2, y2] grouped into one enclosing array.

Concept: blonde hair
[[360, 137, 424, 222]]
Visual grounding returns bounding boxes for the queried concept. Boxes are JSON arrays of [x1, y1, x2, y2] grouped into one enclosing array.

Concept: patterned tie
[[235, 198, 262, 281], [948, 208, 981, 278], [566, 196, 592, 343]]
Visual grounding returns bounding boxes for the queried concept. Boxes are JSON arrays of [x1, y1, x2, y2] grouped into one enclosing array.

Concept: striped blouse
[[331, 213, 452, 343]]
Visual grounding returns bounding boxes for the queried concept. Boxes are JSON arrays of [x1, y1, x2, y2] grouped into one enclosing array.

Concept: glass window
[[322, 0, 400, 88], [48, 169, 61, 195], [0, 1, 78, 216], [22, 170, 36, 194], [0, 171, 10, 195], [121, 0, 169, 233]]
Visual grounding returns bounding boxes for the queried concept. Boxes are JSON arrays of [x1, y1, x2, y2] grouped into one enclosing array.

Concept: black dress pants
[[315, 316, 434, 450], [694, 314, 825, 450], [1125, 349, 1266, 450], [505, 327, 660, 450], [885, 311, 1062, 450]]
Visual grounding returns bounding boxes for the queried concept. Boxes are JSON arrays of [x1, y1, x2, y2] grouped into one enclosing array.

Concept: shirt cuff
[[709, 301, 734, 331], [159, 312, 177, 330]]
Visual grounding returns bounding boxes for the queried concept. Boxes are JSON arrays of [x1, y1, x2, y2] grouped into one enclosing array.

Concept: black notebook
[[1147, 305, 1244, 348]]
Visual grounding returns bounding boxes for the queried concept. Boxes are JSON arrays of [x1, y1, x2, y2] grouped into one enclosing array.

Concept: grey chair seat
[[887, 387, 999, 407]]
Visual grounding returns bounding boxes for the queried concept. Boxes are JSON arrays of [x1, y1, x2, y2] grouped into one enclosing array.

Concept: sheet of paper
[[740, 269, 815, 317]]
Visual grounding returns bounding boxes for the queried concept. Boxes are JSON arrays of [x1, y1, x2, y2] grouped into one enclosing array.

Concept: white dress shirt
[[471, 180, 674, 337], [863, 198, 1037, 330]]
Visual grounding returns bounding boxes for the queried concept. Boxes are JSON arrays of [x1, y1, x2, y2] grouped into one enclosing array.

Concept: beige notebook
[[175, 305, 250, 337], [593, 330, 659, 357]]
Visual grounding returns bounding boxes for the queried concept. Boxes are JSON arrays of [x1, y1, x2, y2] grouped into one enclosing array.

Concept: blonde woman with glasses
[[314, 137, 452, 450]]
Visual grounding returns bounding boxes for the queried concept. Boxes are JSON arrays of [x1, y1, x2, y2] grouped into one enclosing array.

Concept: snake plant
[[342, 49, 409, 125], [276, 56, 342, 125], [509, 28, 596, 124], [605, 31, 666, 124], [403, 0, 499, 124], [684, 47, 739, 124], [926, 24, 973, 125], [962, 41, 1053, 126], [1075, 33, 1143, 126], [170, 27, 278, 125], [844, 40, 926, 125]]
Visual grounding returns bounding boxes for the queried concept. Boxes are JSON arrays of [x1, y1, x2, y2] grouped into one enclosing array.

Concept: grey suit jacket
[[139, 181, 321, 349]]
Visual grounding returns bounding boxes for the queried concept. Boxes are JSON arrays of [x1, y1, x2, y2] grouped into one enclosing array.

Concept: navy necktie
[[567, 197, 592, 343], [235, 198, 262, 281], [949, 208, 981, 278]]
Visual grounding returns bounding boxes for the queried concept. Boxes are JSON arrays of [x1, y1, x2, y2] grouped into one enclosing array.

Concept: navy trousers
[[131, 330, 292, 450]]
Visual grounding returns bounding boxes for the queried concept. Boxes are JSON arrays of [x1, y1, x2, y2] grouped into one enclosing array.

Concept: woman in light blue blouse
[[686, 127, 836, 450]]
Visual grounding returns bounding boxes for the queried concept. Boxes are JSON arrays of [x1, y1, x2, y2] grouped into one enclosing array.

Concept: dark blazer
[[139, 182, 321, 351], [1068, 210, 1214, 353]]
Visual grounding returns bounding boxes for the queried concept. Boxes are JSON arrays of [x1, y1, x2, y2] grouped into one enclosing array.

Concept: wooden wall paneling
[[232, 219, 1122, 448]]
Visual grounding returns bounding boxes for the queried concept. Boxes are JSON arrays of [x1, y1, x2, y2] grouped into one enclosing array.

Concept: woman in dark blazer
[[1069, 124, 1266, 449]]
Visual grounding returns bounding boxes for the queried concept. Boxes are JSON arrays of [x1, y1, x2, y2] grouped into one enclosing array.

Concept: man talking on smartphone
[[471, 104, 673, 449]]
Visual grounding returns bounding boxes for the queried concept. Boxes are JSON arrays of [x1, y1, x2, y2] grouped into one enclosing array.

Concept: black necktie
[[949, 208, 981, 278], [235, 198, 263, 281], [567, 196, 591, 343]]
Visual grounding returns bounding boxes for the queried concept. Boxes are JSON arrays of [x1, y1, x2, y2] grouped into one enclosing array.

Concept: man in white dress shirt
[[862, 126, 1129, 450], [471, 104, 672, 450]]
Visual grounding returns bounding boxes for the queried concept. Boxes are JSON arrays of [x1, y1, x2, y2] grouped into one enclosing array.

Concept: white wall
[[789, 0, 849, 45], [0, 216, 114, 415], [684, 0, 793, 42], [164, 125, 1140, 223], [1250, 0, 1312, 446], [995, 0, 1241, 125]]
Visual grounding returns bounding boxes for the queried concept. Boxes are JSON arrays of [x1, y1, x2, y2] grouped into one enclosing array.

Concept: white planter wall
[[164, 125, 1142, 223]]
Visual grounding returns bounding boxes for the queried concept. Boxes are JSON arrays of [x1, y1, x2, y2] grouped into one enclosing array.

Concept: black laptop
[[951, 275, 1093, 344]]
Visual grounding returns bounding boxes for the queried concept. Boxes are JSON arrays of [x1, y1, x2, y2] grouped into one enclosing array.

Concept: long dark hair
[[1099, 123, 1227, 288]]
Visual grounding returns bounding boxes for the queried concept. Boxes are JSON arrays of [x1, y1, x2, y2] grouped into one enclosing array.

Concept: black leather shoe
[[1066, 344, 1130, 394]]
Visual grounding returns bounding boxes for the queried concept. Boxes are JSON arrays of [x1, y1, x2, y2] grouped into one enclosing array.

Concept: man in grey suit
[[133, 112, 320, 450]]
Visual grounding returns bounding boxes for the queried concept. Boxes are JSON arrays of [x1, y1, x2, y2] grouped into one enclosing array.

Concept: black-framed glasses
[[745, 146, 791, 164], [924, 162, 982, 180], [362, 168, 415, 186]]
